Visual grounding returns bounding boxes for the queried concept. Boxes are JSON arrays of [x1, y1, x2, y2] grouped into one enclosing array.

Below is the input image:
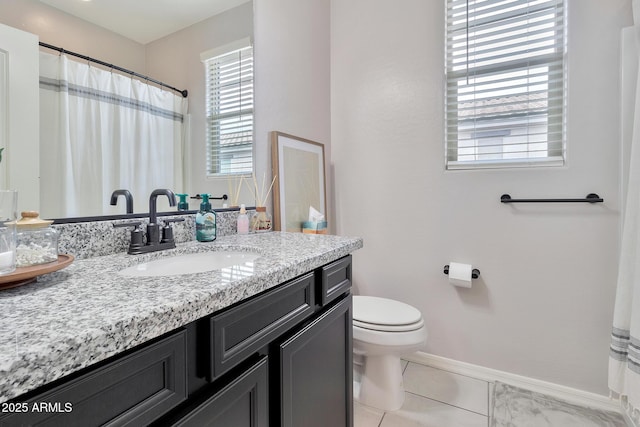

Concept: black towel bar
[[190, 194, 228, 201], [500, 193, 603, 204]]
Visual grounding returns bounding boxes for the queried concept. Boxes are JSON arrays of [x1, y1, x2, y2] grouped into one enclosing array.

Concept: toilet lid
[[353, 296, 423, 328]]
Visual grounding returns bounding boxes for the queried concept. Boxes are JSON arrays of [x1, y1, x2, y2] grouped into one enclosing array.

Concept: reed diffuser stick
[[235, 175, 244, 205], [252, 173, 277, 206], [228, 175, 244, 206], [262, 175, 277, 206], [252, 173, 259, 205]]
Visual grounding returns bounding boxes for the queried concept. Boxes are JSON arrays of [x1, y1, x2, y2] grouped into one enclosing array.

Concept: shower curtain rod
[[39, 42, 188, 98]]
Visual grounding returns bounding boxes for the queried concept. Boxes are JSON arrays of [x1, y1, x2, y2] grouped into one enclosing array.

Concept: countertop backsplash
[[55, 209, 255, 259]]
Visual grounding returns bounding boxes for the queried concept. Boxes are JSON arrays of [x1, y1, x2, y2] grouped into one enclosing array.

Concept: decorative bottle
[[250, 206, 272, 233], [195, 194, 216, 242], [237, 204, 249, 235]]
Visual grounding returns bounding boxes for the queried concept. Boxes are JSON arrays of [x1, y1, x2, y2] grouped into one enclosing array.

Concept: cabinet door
[[280, 294, 353, 427], [173, 356, 268, 427]]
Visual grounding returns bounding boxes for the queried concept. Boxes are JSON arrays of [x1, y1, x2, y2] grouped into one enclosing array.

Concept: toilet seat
[[354, 317, 425, 332], [353, 296, 423, 332]]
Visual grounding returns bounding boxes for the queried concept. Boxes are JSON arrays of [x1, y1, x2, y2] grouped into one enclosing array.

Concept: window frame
[[444, 0, 567, 170], [201, 37, 255, 178]]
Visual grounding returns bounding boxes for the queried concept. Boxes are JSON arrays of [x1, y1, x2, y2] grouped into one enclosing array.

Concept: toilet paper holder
[[443, 265, 480, 279]]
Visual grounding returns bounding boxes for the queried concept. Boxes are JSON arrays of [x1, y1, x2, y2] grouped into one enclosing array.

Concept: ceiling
[[38, 0, 250, 45]]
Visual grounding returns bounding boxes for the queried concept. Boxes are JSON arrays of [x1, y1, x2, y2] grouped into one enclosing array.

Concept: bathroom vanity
[[0, 232, 362, 426]]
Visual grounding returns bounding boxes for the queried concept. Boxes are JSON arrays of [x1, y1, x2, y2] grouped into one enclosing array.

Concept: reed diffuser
[[227, 175, 244, 208], [251, 173, 276, 233]]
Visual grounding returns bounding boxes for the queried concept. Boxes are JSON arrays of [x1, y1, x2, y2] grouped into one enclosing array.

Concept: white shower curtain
[[39, 52, 187, 218], [609, 2, 640, 412]]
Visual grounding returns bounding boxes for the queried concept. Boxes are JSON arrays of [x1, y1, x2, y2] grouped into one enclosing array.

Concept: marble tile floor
[[354, 360, 626, 427]]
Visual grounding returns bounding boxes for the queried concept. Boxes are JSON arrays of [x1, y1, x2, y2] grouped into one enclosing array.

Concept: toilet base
[[356, 354, 405, 411]]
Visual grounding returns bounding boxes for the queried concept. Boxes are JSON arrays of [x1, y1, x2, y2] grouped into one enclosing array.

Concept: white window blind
[[202, 40, 254, 176], [445, 0, 566, 169]]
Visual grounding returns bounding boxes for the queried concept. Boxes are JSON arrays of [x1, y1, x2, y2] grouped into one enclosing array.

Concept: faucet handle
[[113, 221, 142, 230], [160, 218, 185, 244], [163, 217, 185, 225], [114, 221, 144, 251]]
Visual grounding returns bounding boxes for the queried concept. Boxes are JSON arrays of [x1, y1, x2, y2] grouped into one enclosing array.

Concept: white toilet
[[352, 295, 427, 411]]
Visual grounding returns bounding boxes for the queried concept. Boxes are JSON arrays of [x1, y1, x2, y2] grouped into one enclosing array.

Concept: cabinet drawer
[[210, 273, 315, 378], [319, 255, 352, 306], [0, 329, 187, 427]]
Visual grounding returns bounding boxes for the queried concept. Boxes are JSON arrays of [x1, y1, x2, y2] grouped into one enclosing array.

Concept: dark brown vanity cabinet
[[0, 255, 353, 427], [171, 254, 353, 427], [279, 294, 352, 427]]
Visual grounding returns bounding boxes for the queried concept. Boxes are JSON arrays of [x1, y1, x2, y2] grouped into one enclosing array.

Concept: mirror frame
[[51, 207, 253, 224]]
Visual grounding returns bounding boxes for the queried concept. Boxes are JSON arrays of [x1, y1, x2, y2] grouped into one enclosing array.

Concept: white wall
[[0, 24, 39, 214], [0, 0, 146, 73], [331, 0, 631, 395], [253, 0, 332, 227]]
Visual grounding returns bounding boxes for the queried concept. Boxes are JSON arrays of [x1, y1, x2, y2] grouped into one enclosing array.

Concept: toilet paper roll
[[448, 262, 473, 288]]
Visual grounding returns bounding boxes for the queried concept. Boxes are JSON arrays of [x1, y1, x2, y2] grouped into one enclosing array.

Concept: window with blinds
[[445, 0, 566, 169], [202, 39, 254, 176]]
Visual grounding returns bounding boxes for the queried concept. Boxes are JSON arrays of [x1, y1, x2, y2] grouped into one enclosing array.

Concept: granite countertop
[[0, 232, 363, 403]]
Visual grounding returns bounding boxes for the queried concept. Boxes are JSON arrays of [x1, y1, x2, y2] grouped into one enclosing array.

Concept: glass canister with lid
[[14, 211, 59, 267]]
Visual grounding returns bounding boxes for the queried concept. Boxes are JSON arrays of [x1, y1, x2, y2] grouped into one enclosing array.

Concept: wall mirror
[[0, 0, 254, 221]]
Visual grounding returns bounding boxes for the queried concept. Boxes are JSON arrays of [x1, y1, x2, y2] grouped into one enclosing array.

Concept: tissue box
[[302, 221, 327, 234]]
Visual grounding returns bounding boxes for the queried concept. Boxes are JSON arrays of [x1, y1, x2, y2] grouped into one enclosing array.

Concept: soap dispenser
[[195, 194, 216, 242], [237, 204, 249, 235], [176, 194, 189, 211]]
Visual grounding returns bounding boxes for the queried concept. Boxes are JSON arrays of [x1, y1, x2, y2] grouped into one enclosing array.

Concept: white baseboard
[[403, 351, 623, 414]]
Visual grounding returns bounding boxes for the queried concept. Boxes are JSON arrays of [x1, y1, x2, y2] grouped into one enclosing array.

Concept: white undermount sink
[[118, 251, 260, 277]]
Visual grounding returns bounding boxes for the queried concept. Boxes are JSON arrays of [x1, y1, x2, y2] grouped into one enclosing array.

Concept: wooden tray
[[0, 254, 74, 290]]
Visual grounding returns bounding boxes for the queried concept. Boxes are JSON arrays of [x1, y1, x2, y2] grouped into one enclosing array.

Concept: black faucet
[[147, 189, 177, 245], [113, 189, 184, 255], [110, 189, 133, 214]]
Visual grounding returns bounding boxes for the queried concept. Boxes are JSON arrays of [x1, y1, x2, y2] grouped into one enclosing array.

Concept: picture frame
[[271, 131, 327, 232]]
